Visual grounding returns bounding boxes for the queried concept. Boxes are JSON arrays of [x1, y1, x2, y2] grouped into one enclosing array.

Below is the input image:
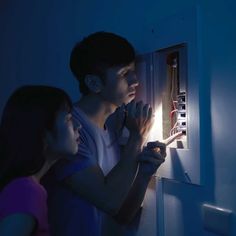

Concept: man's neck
[[76, 94, 117, 129]]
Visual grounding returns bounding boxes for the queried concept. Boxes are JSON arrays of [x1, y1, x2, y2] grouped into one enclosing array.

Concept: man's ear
[[84, 75, 103, 93]]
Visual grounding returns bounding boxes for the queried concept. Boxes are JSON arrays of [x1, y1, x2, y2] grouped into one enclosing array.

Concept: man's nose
[[128, 73, 139, 87]]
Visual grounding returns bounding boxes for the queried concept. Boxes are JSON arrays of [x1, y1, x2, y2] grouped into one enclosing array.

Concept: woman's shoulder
[[1, 177, 46, 201], [0, 177, 49, 233]]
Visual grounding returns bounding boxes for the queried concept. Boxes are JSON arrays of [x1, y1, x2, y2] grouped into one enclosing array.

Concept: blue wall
[[1, 0, 236, 235]]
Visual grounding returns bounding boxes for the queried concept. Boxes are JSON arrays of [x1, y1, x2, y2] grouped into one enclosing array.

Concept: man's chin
[[125, 96, 135, 104], [116, 96, 136, 107]]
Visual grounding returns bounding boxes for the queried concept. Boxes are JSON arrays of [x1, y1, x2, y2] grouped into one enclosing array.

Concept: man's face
[[100, 62, 139, 107]]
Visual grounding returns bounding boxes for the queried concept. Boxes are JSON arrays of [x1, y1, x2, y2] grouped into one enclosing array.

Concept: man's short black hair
[[70, 31, 135, 95]]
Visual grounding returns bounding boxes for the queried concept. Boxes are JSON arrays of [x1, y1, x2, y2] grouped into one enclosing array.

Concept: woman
[[0, 85, 80, 236]]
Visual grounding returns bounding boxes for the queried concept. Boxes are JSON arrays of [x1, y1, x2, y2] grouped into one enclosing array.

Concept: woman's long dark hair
[[0, 85, 72, 189]]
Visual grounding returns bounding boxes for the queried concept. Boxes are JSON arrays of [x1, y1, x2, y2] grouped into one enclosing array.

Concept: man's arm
[[64, 133, 141, 215], [114, 142, 166, 224], [114, 171, 151, 224], [64, 101, 153, 216]]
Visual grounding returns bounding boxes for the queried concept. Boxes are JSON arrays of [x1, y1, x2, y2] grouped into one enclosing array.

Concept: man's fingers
[[146, 141, 167, 158], [126, 100, 153, 122], [135, 101, 143, 118], [147, 141, 165, 149], [139, 150, 165, 161], [142, 103, 150, 120], [126, 100, 136, 118], [147, 106, 153, 120], [163, 131, 183, 146], [138, 153, 165, 166]]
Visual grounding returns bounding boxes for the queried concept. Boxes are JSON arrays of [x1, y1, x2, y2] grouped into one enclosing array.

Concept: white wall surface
[[0, 0, 236, 235]]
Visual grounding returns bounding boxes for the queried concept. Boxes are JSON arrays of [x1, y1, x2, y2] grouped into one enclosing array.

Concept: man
[[43, 32, 166, 236]]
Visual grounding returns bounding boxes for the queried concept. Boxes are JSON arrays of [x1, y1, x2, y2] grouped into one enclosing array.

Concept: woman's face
[[46, 110, 80, 159]]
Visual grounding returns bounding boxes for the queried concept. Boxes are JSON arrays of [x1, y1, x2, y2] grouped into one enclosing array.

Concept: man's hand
[[138, 141, 166, 177], [124, 100, 154, 145]]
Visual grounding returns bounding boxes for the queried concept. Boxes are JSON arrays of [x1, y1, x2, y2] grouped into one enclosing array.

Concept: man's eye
[[66, 114, 73, 122], [120, 72, 128, 78]]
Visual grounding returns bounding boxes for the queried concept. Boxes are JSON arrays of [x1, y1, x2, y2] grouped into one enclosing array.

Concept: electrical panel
[[135, 44, 188, 148], [155, 44, 188, 149], [130, 7, 201, 185], [135, 42, 200, 185]]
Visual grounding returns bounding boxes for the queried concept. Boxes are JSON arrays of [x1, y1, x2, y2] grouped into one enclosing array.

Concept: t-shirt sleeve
[[0, 179, 46, 225]]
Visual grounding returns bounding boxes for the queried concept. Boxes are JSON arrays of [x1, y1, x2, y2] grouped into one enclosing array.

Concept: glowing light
[[148, 104, 163, 143]]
